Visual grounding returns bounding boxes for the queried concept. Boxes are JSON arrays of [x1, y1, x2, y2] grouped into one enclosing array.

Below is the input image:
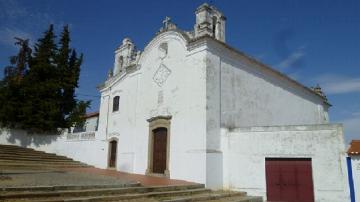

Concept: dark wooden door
[[152, 128, 167, 174], [266, 158, 314, 202], [109, 140, 117, 168]]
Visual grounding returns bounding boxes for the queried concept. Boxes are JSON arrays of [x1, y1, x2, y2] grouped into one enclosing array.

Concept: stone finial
[[122, 38, 132, 45], [313, 84, 327, 100], [107, 68, 113, 78]]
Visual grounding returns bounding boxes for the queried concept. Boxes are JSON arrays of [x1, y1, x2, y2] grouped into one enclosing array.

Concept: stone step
[[0, 148, 58, 155], [0, 183, 141, 192], [204, 195, 263, 202], [0, 155, 79, 162], [0, 150, 64, 158], [0, 146, 42, 151], [0, 146, 52, 152], [0, 158, 84, 164], [0, 162, 91, 168], [159, 192, 263, 202], [0, 184, 205, 200], [0, 153, 72, 161], [0, 162, 90, 168], [32, 188, 210, 202], [161, 191, 247, 202], [0, 160, 86, 168], [0, 144, 33, 149]]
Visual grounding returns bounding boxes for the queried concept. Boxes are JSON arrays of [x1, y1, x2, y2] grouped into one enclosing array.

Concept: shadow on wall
[[1, 128, 60, 148]]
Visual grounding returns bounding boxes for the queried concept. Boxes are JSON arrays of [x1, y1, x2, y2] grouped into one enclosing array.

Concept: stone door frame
[[107, 137, 118, 169], [146, 116, 171, 178]]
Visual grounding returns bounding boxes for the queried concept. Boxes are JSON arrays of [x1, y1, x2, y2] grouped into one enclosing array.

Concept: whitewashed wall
[[205, 47, 223, 188], [351, 156, 360, 201], [98, 31, 208, 184], [221, 124, 349, 202], [85, 116, 98, 132], [0, 129, 108, 169], [203, 37, 330, 189], [204, 39, 329, 128]]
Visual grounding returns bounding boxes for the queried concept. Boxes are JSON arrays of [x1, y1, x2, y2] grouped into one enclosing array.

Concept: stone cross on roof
[[162, 16, 171, 29]]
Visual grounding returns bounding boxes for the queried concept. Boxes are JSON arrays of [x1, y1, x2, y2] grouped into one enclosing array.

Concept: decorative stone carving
[[158, 90, 164, 105], [67, 131, 95, 141], [153, 64, 171, 87], [159, 43, 168, 59]]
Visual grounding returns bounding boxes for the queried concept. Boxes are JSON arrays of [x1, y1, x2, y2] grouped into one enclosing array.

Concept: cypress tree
[[0, 38, 32, 128], [22, 25, 60, 132], [57, 25, 84, 127], [0, 24, 89, 133]]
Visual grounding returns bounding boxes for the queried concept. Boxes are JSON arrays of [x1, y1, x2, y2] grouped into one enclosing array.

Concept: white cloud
[[0, 0, 58, 48], [276, 51, 304, 69], [315, 74, 360, 94], [275, 46, 306, 70]]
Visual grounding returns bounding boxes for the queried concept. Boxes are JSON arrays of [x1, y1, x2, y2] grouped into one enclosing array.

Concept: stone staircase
[[0, 184, 262, 201], [0, 144, 262, 201], [0, 144, 91, 169]]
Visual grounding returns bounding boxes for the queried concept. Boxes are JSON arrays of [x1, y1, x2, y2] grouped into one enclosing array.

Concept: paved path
[[64, 167, 197, 186], [0, 169, 134, 188]]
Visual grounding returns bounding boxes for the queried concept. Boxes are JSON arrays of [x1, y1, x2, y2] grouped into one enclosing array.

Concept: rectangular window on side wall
[[113, 96, 120, 112]]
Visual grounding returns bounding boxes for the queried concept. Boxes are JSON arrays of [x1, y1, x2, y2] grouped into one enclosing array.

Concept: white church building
[[0, 3, 350, 202]]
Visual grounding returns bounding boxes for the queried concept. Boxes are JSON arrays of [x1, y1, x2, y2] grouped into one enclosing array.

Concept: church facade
[[94, 4, 348, 201], [0, 3, 350, 202]]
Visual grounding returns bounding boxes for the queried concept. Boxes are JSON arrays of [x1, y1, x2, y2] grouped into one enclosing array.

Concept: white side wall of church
[[221, 124, 349, 202], [205, 40, 329, 128]]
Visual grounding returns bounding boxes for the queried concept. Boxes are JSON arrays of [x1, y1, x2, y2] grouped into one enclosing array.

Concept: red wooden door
[[152, 128, 167, 174], [266, 158, 314, 202], [109, 140, 117, 168]]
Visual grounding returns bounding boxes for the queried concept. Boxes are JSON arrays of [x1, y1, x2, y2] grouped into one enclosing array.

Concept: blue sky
[[0, 0, 359, 143]]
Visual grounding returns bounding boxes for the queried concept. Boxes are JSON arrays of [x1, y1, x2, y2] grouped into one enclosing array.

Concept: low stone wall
[[0, 129, 108, 169], [221, 124, 349, 202]]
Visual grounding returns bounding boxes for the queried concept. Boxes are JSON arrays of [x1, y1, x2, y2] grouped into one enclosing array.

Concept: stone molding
[[146, 116, 171, 178]]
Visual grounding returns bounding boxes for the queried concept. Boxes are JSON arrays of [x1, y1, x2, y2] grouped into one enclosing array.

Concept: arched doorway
[[108, 140, 117, 168], [146, 116, 171, 177], [152, 127, 167, 174]]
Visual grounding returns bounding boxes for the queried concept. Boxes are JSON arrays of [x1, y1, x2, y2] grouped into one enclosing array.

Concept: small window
[[113, 96, 120, 112], [212, 16, 217, 37], [118, 56, 123, 67]]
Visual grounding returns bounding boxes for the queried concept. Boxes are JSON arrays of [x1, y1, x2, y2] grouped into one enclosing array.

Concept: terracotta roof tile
[[84, 112, 99, 119], [347, 140, 360, 155]]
